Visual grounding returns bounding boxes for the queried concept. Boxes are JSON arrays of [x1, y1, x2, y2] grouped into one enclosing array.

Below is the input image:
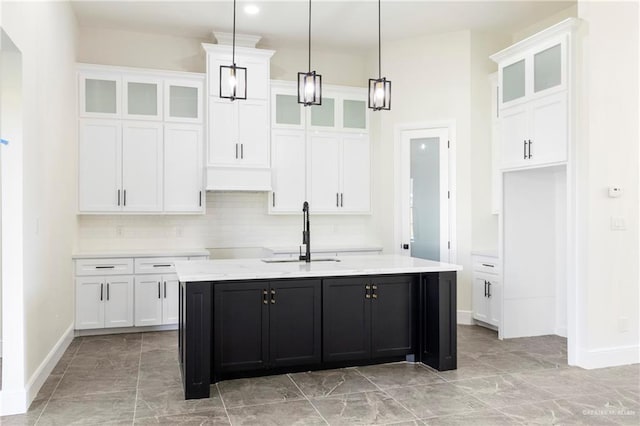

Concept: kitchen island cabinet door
[[269, 280, 321, 368], [322, 278, 371, 362], [371, 276, 415, 359], [214, 282, 269, 373]]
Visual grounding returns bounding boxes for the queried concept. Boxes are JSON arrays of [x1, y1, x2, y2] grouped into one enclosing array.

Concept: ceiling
[[71, 0, 575, 51]]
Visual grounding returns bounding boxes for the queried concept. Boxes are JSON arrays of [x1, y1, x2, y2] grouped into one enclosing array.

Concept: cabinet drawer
[[75, 258, 134, 276], [134, 257, 188, 274], [472, 256, 500, 275]]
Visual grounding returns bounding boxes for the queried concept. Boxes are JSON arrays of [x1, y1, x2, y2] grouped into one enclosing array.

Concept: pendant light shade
[[220, 0, 247, 100], [298, 0, 322, 106], [368, 0, 391, 111]]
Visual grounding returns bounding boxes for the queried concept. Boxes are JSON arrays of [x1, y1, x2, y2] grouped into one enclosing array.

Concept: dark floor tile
[[514, 367, 605, 398], [141, 331, 178, 353], [386, 382, 487, 418], [134, 408, 230, 425], [135, 385, 224, 420], [436, 354, 502, 382], [37, 390, 136, 425], [289, 368, 377, 397], [422, 408, 515, 425], [356, 362, 444, 389], [217, 375, 304, 408], [226, 399, 325, 425], [51, 369, 138, 398], [137, 364, 182, 390], [452, 374, 555, 409], [75, 333, 142, 355], [474, 350, 558, 374], [310, 390, 416, 425]]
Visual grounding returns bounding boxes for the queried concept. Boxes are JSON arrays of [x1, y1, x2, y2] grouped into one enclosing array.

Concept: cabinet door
[[342, 99, 368, 131], [472, 275, 490, 323], [323, 278, 371, 362], [164, 124, 203, 212], [486, 276, 501, 327], [238, 56, 270, 101], [214, 282, 269, 372], [164, 79, 203, 123], [272, 92, 303, 128], [122, 122, 163, 212], [341, 135, 371, 212], [500, 58, 526, 106], [270, 129, 306, 212], [123, 76, 162, 121], [371, 276, 415, 358], [104, 275, 134, 328], [162, 274, 180, 325], [238, 100, 269, 167], [309, 133, 341, 212], [76, 276, 105, 330], [269, 280, 321, 367], [499, 104, 529, 169], [79, 73, 121, 118], [528, 92, 567, 166], [78, 119, 122, 212], [208, 98, 238, 165], [134, 275, 163, 326]]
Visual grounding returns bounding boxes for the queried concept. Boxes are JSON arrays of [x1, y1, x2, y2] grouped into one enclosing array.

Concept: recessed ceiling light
[[244, 4, 260, 15]]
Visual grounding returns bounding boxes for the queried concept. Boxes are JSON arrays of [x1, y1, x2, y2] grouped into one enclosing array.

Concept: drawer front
[[75, 258, 134, 276], [472, 256, 500, 275], [134, 257, 189, 274]]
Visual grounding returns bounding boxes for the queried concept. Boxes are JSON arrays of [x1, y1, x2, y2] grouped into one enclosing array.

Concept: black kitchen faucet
[[299, 201, 311, 262]]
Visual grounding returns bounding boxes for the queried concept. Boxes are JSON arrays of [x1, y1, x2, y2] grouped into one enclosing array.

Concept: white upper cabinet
[[164, 79, 203, 123], [491, 18, 578, 170], [77, 65, 205, 214], [237, 100, 269, 166], [307, 89, 369, 132], [80, 73, 121, 118], [123, 76, 163, 121], [270, 129, 306, 213], [341, 134, 371, 213]]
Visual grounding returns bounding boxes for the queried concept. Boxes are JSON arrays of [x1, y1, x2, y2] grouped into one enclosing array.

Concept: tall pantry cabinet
[[490, 18, 579, 339], [77, 65, 205, 214]]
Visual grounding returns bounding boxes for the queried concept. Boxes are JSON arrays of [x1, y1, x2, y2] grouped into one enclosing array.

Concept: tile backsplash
[[77, 192, 381, 258]]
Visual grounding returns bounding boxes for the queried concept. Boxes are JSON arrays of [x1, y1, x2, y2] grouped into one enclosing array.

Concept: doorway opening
[[396, 125, 455, 263]]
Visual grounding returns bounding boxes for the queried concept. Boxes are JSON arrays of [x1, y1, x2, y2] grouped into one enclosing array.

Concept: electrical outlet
[[610, 217, 626, 231]]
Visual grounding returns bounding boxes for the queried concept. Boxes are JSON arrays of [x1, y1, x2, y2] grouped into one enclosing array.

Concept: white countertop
[[175, 255, 462, 282], [72, 248, 210, 259]]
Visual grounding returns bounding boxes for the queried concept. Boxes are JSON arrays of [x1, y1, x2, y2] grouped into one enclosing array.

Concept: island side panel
[[419, 271, 457, 371], [180, 281, 213, 399]]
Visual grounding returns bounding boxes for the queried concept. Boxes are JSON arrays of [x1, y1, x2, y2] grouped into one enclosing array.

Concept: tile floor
[[1, 325, 638, 425]]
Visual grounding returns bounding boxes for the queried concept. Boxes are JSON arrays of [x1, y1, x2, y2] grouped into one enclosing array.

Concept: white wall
[[2, 0, 78, 401], [75, 27, 375, 256], [574, 0, 639, 367], [512, 4, 578, 43]]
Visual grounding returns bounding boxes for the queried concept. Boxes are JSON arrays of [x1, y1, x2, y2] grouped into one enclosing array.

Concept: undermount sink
[[261, 258, 341, 263]]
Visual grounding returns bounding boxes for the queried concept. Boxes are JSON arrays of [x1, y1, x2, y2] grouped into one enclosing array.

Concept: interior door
[[400, 128, 450, 262], [309, 133, 341, 212], [122, 121, 163, 212], [104, 275, 134, 328]]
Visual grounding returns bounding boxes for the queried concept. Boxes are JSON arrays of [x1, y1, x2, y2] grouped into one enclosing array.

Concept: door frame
[[394, 121, 457, 264]]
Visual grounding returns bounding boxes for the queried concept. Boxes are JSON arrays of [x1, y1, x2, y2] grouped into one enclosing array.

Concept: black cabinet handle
[[164, 281, 167, 298], [336, 193, 339, 207], [481, 263, 494, 268], [340, 193, 343, 207], [372, 284, 378, 299], [100, 283, 104, 301], [273, 192, 276, 207], [262, 289, 268, 305], [487, 281, 492, 298], [123, 189, 127, 206], [199, 191, 202, 207], [96, 265, 115, 269], [528, 140, 532, 159], [523, 140, 527, 159], [365, 284, 371, 299], [484, 280, 487, 297], [107, 283, 110, 301], [241, 144, 244, 159], [117, 189, 121, 206], [153, 264, 172, 268], [235, 143, 238, 159], [271, 289, 276, 304], [158, 282, 161, 299]]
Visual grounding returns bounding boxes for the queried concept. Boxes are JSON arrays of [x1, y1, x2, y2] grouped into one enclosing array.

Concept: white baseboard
[[576, 344, 640, 369], [25, 323, 74, 407], [74, 323, 177, 337], [457, 310, 474, 325]]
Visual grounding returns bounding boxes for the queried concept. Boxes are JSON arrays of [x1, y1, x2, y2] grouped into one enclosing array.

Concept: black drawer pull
[[481, 263, 494, 268], [96, 266, 115, 269], [153, 264, 172, 268]]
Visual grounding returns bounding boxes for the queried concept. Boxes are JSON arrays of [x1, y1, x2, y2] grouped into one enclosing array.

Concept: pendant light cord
[[378, 0, 381, 79], [308, 0, 312, 72], [232, 0, 236, 65]]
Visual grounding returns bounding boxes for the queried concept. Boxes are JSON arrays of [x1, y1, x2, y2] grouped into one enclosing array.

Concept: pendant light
[[220, 0, 247, 100], [298, 0, 322, 106], [368, 0, 391, 111]]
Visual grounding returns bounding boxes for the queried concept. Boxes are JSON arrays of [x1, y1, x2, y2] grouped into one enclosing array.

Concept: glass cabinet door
[[502, 59, 526, 103], [165, 79, 203, 123], [534, 44, 562, 93], [123, 77, 162, 120], [342, 99, 367, 130], [310, 97, 335, 128], [274, 94, 302, 126], [81, 74, 121, 117]]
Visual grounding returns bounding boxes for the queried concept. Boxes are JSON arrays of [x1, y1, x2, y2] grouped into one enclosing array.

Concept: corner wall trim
[[457, 310, 474, 325], [576, 344, 640, 370], [25, 323, 74, 408]]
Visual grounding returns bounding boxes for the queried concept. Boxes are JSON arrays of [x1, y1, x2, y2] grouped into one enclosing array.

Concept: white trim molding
[[457, 310, 474, 325], [576, 345, 640, 370]]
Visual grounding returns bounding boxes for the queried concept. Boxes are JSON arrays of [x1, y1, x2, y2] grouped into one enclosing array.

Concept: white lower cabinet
[[471, 255, 501, 329], [76, 275, 134, 330], [134, 274, 179, 326]]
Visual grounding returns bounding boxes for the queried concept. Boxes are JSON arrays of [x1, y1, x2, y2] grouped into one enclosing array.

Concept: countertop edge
[[72, 249, 210, 259]]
